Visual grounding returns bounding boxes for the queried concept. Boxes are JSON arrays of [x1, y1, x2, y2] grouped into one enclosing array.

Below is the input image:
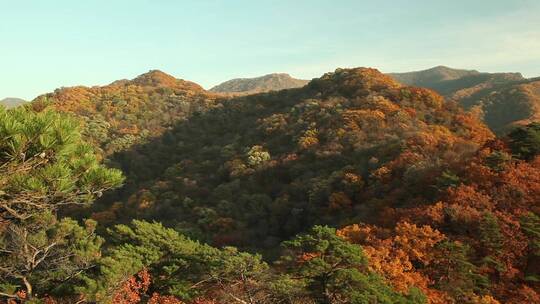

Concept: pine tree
[[508, 122, 540, 160], [429, 241, 489, 301], [479, 213, 505, 272], [0, 107, 124, 220], [82, 220, 268, 303], [0, 106, 124, 301], [521, 213, 540, 282], [275, 225, 426, 304]]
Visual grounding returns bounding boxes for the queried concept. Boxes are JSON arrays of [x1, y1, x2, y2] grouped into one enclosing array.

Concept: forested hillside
[[91, 68, 493, 249], [389, 66, 540, 133], [1, 68, 539, 304], [458, 79, 540, 133], [31, 70, 219, 156]]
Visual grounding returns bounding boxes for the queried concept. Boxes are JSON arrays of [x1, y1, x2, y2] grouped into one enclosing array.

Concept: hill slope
[[459, 78, 540, 133], [0, 97, 26, 108], [91, 67, 492, 248], [389, 66, 539, 133], [210, 73, 309, 94], [32, 70, 219, 155]]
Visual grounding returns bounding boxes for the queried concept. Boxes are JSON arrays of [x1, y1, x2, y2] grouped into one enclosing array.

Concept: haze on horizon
[[1, 0, 539, 100]]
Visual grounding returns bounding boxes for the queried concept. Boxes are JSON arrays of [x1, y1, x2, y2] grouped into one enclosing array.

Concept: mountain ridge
[[389, 65, 537, 133], [389, 65, 524, 93], [27, 66, 540, 135], [210, 73, 309, 94], [390, 65, 483, 85]]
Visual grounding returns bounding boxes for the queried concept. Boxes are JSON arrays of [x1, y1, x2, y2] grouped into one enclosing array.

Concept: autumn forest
[[0, 64, 538, 304]]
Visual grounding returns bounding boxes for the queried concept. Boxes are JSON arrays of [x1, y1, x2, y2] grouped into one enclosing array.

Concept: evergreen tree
[[521, 213, 540, 282], [0, 107, 124, 220], [479, 213, 505, 272], [0, 107, 124, 301], [430, 241, 489, 301], [508, 122, 540, 160], [0, 214, 103, 299], [83, 220, 268, 303], [275, 225, 426, 304]]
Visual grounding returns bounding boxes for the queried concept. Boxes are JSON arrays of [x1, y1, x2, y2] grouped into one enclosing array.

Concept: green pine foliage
[[275, 226, 426, 304], [521, 213, 540, 282], [0, 213, 103, 297], [82, 220, 269, 302], [508, 122, 540, 160], [0, 106, 124, 220], [430, 241, 489, 301], [479, 212, 505, 272], [0, 106, 124, 300]]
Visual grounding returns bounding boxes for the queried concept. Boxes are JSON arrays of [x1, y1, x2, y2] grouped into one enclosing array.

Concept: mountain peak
[[122, 70, 204, 91], [263, 73, 293, 78], [132, 70, 180, 87], [329, 67, 401, 84], [210, 73, 309, 94], [0, 97, 26, 108], [430, 65, 477, 72], [308, 67, 402, 96]]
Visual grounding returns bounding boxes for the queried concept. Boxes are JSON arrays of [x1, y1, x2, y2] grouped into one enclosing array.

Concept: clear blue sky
[[1, 0, 539, 100]]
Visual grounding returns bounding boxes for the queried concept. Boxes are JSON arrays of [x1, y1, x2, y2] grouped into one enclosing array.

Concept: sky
[[1, 0, 540, 100]]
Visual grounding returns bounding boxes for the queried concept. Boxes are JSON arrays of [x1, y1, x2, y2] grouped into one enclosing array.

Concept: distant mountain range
[[210, 67, 540, 133], [210, 73, 309, 95], [389, 66, 524, 94], [0, 97, 26, 108], [389, 66, 539, 133], [10, 65, 539, 135]]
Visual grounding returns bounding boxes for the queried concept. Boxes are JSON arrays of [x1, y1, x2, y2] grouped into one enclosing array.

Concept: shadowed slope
[[87, 68, 492, 252]]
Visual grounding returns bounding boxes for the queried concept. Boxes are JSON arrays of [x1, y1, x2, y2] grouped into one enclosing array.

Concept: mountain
[[389, 65, 524, 96], [90, 67, 492, 248], [454, 78, 540, 133], [0, 97, 26, 108], [210, 73, 309, 94], [389, 65, 483, 89], [389, 66, 540, 133], [31, 70, 218, 155]]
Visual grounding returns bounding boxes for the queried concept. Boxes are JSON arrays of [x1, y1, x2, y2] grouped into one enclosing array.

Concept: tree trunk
[[22, 276, 32, 299]]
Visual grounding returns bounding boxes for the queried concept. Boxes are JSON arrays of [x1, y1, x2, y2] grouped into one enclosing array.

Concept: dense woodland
[[1, 68, 539, 303], [31, 70, 219, 156]]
